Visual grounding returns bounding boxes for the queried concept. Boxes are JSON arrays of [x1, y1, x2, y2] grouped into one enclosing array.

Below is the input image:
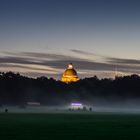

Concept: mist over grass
[[0, 72, 140, 113]]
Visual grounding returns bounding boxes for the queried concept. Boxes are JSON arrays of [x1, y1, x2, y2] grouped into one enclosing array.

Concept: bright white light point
[[68, 64, 73, 69], [70, 103, 83, 109], [71, 103, 82, 106]]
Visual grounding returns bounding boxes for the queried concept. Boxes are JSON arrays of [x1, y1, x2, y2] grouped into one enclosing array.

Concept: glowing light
[[71, 103, 82, 106], [68, 63, 73, 69], [70, 103, 83, 109], [61, 63, 79, 83]]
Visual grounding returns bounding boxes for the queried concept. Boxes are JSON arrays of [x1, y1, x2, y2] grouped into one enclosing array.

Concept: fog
[[1, 73, 140, 114], [2, 99, 140, 114]]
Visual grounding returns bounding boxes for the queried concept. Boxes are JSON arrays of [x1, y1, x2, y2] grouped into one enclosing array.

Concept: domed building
[[61, 63, 79, 83]]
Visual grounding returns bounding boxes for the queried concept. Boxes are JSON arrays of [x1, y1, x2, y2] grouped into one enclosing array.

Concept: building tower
[[61, 63, 79, 83]]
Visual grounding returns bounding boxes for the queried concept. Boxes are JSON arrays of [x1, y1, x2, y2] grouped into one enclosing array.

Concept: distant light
[[70, 103, 83, 110], [68, 64, 73, 69], [71, 103, 82, 106]]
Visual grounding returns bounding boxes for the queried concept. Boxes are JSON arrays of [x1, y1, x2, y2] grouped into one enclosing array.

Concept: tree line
[[0, 72, 140, 106]]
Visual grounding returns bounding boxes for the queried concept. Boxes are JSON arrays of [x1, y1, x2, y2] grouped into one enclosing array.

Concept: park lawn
[[0, 113, 140, 140]]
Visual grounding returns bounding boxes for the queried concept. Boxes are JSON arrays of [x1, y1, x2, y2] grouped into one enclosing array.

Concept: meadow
[[0, 112, 140, 140]]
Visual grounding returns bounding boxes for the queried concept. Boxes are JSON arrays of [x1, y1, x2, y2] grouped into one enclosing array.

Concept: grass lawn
[[0, 112, 140, 140]]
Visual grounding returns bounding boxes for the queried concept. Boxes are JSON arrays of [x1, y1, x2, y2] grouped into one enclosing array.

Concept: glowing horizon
[[0, 0, 140, 79]]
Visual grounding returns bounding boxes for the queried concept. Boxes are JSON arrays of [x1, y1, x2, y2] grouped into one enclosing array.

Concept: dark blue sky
[[0, 0, 140, 78]]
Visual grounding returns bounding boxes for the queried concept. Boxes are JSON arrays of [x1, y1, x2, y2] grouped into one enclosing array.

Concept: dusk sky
[[0, 0, 140, 79]]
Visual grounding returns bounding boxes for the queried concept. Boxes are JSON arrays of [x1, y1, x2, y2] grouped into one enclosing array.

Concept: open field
[[1, 112, 140, 140]]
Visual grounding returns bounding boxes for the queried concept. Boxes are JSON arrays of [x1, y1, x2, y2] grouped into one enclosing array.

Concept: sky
[[0, 0, 140, 79]]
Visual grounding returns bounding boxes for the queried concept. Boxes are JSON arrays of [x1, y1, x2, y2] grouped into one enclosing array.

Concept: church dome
[[63, 69, 77, 77], [61, 63, 79, 83]]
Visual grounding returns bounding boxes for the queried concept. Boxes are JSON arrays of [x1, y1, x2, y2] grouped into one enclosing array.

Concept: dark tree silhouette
[[0, 72, 140, 106]]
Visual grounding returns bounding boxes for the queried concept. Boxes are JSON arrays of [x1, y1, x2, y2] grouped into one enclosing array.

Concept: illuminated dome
[[61, 63, 79, 83], [64, 69, 77, 76]]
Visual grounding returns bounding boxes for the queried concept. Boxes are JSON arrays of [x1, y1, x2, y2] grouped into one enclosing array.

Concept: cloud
[[107, 57, 140, 65], [4, 52, 80, 61], [0, 56, 38, 65], [0, 51, 140, 78], [0, 63, 58, 73], [71, 49, 97, 56], [71, 49, 140, 66], [71, 49, 140, 65]]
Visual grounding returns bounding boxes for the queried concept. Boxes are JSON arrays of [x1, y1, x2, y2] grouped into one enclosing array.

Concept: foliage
[[0, 72, 140, 105]]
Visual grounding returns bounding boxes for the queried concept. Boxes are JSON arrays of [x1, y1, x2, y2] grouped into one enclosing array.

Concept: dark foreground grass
[[0, 112, 140, 140]]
